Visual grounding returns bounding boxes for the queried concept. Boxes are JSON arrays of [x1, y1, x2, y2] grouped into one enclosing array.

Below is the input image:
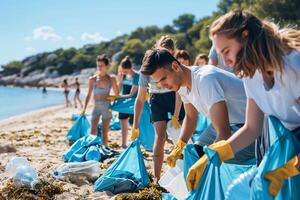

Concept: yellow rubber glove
[[170, 115, 181, 129], [106, 95, 120, 101], [80, 109, 86, 115], [145, 92, 151, 101], [265, 156, 299, 197], [130, 128, 139, 141], [186, 140, 234, 191], [166, 139, 186, 167]]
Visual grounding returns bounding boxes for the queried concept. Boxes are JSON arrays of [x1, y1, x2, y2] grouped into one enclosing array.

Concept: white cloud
[[66, 36, 75, 42], [116, 31, 123, 36], [28, 26, 62, 41], [80, 32, 108, 43], [25, 47, 37, 53]]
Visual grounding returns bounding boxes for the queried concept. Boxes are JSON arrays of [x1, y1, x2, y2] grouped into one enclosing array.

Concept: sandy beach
[[0, 104, 172, 200]]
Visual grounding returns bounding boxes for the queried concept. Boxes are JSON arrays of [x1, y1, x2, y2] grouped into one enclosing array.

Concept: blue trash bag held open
[[183, 144, 254, 200], [111, 98, 154, 151], [94, 140, 150, 194], [66, 115, 90, 143], [249, 116, 300, 200], [63, 135, 103, 162]]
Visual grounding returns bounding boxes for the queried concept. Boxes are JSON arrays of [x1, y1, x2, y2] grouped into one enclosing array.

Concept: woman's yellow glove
[[130, 128, 140, 141], [170, 115, 181, 129], [186, 140, 234, 191], [265, 156, 299, 197], [166, 139, 186, 167], [106, 95, 120, 101]]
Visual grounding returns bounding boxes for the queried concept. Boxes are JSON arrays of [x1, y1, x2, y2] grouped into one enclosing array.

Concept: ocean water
[[0, 86, 67, 120]]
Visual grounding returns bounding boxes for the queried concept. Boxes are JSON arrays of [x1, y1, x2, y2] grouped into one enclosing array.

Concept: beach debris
[[0, 179, 64, 200], [52, 161, 101, 183], [0, 144, 16, 154]]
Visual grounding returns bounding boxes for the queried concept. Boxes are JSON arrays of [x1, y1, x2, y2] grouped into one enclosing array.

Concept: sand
[[0, 104, 172, 200]]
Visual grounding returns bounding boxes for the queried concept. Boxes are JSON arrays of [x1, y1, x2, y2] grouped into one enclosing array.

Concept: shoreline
[[0, 104, 65, 131]]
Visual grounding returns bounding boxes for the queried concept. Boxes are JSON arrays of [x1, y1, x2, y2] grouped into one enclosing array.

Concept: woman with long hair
[[186, 10, 300, 197]]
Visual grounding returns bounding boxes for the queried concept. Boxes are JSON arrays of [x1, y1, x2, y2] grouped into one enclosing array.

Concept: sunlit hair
[[155, 35, 176, 53], [194, 54, 209, 65], [175, 50, 191, 65], [120, 56, 132, 69], [210, 10, 300, 78], [96, 54, 110, 66]]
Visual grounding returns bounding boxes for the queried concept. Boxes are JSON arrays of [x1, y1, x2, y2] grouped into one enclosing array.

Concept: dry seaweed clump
[[0, 179, 64, 200], [115, 184, 162, 200]]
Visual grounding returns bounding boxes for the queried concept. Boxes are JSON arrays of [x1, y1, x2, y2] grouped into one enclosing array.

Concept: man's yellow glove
[[170, 115, 181, 129], [106, 95, 120, 101], [130, 128, 139, 141], [166, 139, 186, 167], [265, 156, 299, 197], [186, 140, 234, 191]]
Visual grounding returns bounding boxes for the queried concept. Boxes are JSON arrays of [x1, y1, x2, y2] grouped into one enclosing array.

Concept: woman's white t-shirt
[[243, 50, 300, 131]]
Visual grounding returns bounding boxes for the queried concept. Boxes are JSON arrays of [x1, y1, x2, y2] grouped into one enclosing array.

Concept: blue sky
[[0, 0, 219, 66]]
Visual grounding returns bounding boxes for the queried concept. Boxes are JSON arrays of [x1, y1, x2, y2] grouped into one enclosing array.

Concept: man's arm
[[209, 101, 232, 141], [179, 103, 198, 143]]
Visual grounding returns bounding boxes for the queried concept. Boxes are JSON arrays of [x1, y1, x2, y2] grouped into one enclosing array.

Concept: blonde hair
[[210, 10, 300, 78], [155, 35, 176, 52]]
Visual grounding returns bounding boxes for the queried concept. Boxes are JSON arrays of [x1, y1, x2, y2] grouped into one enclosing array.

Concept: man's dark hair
[[140, 48, 180, 75]]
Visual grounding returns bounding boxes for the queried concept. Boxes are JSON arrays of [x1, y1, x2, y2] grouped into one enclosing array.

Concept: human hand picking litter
[[186, 140, 234, 191], [80, 109, 86, 115], [166, 139, 186, 167], [130, 127, 140, 141], [169, 115, 181, 129], [106, 95, 120, 101]]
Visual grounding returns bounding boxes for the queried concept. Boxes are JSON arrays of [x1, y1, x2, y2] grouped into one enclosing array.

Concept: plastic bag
[[66, 115, 90, 143], [94, 140, 150, 194], [53, 160, 101, 181]]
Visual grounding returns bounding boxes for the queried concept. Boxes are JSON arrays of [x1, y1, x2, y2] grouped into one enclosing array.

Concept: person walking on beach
[[73, 77, 83, 109], [81, 54, 119, 146], [61, 79, 72, 107]]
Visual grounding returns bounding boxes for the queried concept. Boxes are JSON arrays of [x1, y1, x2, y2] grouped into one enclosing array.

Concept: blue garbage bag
[[71, 113, 80, 121], [192, 113, 211, 143], [111, 97, 154, 151], [98, 115, 121, 135], [249, 116, 300, 200], [64, 135, 103, 162], [94, 140, 150, 194], [66, 115, 90, 143], [183, 144, 254, 200], [63, 135, 118, 162], [162, 192, 178, 200]]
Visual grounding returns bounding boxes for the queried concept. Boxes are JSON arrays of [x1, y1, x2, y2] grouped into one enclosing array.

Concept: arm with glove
[[169, 92, 183, 129], [81, 78, 94, 115], [166, 103, 198, 167], [130, 86, 147, 141], [186, 99, 265, 190]]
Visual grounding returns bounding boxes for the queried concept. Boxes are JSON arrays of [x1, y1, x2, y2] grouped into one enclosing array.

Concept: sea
[[0, 86, 66, 120]]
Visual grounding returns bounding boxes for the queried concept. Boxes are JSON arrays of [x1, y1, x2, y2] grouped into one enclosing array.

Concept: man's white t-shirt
[[178, 65, 246, 125], [243, 50, 300, 131]]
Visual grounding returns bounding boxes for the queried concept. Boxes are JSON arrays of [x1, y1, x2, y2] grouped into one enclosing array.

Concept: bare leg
[[120, 118, 129, 148], [153, 120, 167, 181], [102, 118, 111, 146], [74, 94, 78, 108], [91, 115, 101, 135], [77, 95, 83, 108]]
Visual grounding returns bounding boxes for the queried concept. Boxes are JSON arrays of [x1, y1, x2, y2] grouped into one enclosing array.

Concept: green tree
[[122, 39, 146, 65], [173, 14, 195, 32]]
